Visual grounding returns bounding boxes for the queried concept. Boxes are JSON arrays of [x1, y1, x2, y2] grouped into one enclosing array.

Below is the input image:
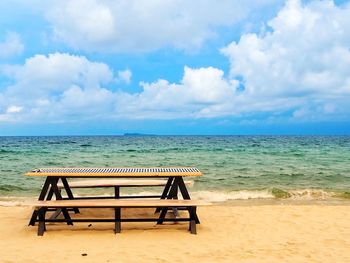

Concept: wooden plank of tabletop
[[25, 167, 203, 177]]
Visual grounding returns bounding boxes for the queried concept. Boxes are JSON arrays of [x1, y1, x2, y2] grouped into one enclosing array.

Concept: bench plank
[[31, 199, 210, 208], [56, 179, 193, 189]]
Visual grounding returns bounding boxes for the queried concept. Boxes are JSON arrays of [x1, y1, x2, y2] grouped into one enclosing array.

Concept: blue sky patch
[[0, 0, 350, 135]]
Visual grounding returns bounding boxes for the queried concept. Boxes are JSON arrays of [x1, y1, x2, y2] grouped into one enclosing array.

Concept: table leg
[[50, 177, 73, 225], [156, 207, 169, 224], [28, 177, 52, 226], [177, 177, 200, 224], [176, 177, 191, 199], [38, 177, 52, 200], [46, 187, 54, 200], [47, 187, 63, 220], [168, 178, 179, 217], [155, 177, 174, 213], [157, 177, 180, 223], [48, 196, 68, 220], [61, 177, 80, 213], [114, 186, 120, 199]]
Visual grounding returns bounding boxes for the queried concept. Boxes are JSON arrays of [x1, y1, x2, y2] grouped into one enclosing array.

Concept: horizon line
[[1, 134, 350, 137]]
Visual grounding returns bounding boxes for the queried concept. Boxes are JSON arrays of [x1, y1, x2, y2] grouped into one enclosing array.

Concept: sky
[[0, 0, 350, 135]]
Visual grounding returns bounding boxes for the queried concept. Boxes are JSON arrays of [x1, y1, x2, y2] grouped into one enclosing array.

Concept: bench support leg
[[28, 210, 38, 226], [37, 208, 46, 236], [29, 187, 54, 226], [189, 207, 197, 234], [190, 220, 196, 234], [61, 208, 73, 225], [115, 208, 121, 233], [157, 207, 169, 224], [49, 209, 62, 220], [114, 187, 121, 233]]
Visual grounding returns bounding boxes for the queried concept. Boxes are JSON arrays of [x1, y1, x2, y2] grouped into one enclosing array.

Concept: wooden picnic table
[[26, 167, 202, 227]]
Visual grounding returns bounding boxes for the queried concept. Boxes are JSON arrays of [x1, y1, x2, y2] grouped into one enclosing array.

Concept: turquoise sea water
[[1, 136, 350, 202]]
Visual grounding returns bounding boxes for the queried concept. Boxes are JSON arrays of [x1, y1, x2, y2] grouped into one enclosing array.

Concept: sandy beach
[[1, 204, 350, 263]]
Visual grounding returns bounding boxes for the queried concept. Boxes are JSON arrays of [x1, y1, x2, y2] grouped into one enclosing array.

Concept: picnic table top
[[25, 167, 202, 177]]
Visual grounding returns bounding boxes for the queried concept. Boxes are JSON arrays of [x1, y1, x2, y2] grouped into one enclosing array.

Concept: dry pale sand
[[1, 204, 350, 263]]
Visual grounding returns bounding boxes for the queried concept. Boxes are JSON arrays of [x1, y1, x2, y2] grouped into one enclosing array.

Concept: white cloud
[[6, 105, 22, 113], [117, 69, 132, 84], [43, 0, 281, 52], [221, 0, 350, 120], [0, 53, 119, 122], [48, 0, 115, 47], [0, 32, 24, 59], [106, 0, 350, 120], [0, 52, 236, 122], [3, 53, 113, 98], [1, 1, 350, 124], [116, 66, 236, 119]]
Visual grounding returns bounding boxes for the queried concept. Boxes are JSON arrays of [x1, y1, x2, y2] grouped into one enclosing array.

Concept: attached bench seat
[[32, 199, 205, 207], [56, 179, 193, 201], [57, 179, 193, 189], [31, 199, 210, 236]]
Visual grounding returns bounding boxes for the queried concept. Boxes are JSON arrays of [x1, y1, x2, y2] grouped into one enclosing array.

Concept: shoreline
[[1, 201, 350, 210], [1, 204, 350, 262], [2, 191, 350, 207]]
